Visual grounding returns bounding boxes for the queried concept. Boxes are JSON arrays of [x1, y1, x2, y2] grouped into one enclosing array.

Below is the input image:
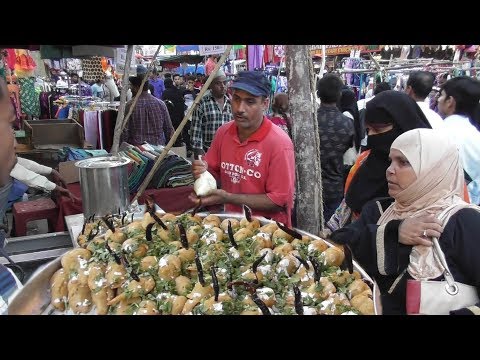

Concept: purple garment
[[149, 78, 165, 99], [79, 83, 92, 97], [83, 111, 99, 148], [120, 92, 175, 146], [247, 45, 264, 70]]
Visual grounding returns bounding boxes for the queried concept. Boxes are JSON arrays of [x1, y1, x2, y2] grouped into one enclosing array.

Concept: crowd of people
[[2, 55, 480, 315]]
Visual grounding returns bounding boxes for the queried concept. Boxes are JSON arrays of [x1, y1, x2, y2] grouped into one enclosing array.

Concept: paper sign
[[199, 45, 226, 56], [115, 47, 136, 75]]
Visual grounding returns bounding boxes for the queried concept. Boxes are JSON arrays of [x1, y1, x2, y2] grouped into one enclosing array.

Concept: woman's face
[[365, 123, 393, 135], [386, 148, 417, 197]]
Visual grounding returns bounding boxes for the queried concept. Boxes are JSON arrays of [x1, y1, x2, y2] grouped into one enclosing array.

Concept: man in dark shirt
[[317, 74, 354, 221], [121, 75, 174, 146]]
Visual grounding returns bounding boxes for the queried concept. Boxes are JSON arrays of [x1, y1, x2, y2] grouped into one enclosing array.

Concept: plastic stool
[[12, 198, 58, 237]]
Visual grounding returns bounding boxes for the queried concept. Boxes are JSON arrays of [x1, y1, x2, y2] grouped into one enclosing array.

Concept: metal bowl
[[8, 213, 381, 315]]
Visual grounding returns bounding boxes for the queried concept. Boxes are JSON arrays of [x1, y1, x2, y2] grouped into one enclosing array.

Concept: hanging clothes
[[247, 45, 264, 70], [7, 82, 21, 118], [263, 45, 274, 64], [83, 111, 100, 148], [18, 77, 40, 117]]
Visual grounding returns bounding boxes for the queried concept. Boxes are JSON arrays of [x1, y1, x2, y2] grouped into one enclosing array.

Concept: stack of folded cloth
[[58, 147, 109, 161], [118, 142, 194, 192]]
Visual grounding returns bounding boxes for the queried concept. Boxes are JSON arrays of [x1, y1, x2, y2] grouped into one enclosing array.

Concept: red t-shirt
[[205, 117, 295, 226]]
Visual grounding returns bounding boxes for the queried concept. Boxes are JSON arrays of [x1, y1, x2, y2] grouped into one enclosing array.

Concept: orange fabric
[[464, 183, 470, 203], [344, 149, 371, 195]]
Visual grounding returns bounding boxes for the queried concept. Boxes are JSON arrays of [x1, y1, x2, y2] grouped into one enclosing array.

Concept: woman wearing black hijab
[[344, 91, 431, 216]]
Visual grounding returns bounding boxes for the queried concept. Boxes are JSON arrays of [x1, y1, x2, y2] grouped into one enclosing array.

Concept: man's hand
[[192, 159, 208, 180], [54, 185, 80, 203], [51, 169, 67, 188], [398, 214, 444, 246], [188, 189, 228, 207]]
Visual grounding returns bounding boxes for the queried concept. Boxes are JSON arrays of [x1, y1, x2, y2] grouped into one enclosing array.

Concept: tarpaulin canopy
[[175, 45, 200, 53], [156, 54, 204, 64]]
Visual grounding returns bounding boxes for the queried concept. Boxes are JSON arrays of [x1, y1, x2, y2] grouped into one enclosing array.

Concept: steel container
[[75, 156, 130, 219]]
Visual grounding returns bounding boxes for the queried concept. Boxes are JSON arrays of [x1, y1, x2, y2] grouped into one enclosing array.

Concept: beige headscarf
[[377, 128, 480, 280]]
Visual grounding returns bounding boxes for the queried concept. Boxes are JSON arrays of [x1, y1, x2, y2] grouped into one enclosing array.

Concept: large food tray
[[8, 213, 381, 315]]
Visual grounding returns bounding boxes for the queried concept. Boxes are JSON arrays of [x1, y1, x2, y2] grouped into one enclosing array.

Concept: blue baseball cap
[[136, 64, 148, 75], [230, 71, 271, 97]]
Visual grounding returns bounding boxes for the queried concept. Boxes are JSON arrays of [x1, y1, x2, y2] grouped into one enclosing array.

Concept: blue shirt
[[149, 78, 165, 99], [91, 83, 104, 98], [443, 114, 480, 204]]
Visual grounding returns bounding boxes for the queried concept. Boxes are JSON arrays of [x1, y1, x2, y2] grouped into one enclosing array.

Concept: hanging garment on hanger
[[83, 110, 99, 149], [399, 45, 411, 59], [18, 77, 40, 117]]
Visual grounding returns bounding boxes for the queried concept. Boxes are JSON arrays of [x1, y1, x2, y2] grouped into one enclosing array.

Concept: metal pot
[[75, 156, 130, 219]]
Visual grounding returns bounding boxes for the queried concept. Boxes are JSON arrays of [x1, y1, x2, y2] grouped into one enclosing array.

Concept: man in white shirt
[[10, 157, 76, 201], [437, 76, 480, 204], [405, 71, 444, 129]]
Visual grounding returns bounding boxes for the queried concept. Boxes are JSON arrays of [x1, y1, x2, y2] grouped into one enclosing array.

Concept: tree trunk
[[111, 44, 134, 154], [286, 45, 324, 235]]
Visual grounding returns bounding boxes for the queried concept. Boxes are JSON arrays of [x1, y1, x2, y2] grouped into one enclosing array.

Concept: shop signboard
[[310, 45, 381, 56], [199, 45, 226, 56]]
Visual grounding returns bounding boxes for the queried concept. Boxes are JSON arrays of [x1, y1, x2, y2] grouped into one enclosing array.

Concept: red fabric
[[204, 117, 295, 226], [5, 49, 16, 70], [54, 183, 197, 231], [406, 279, 421, 314]]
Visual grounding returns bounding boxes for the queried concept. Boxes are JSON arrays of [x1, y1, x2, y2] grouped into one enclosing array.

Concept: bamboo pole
[[111, 45, 134, 154], [132, 45, 234, 203]]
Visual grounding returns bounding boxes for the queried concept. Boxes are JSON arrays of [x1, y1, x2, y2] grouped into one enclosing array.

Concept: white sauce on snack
[[257, 264, 272, 276], [320, 298, 335, 311], [212, 303, 223, 312], [159, 256, 168, 268], [303, 307, 317, 315], [78, 258, 88, 269], [255, 232, 271, 240], [276, 258, 290, 275], [259, 248, 274, 263], [229, 247, 240, 259], [94, 278, 107, 288], [341, 311, 357, 315]]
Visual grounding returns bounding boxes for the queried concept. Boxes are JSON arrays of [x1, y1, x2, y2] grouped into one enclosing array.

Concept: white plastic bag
[[193, 156, 217, 196]]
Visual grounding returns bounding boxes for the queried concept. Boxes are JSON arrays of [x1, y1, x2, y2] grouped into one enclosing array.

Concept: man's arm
[[10, 162, 56, 191], [224, 192, 283, 212], [16, 157, 52, 175]]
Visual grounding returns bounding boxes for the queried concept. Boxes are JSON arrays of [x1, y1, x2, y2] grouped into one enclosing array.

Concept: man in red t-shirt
[[191, 71, 295, 226]]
